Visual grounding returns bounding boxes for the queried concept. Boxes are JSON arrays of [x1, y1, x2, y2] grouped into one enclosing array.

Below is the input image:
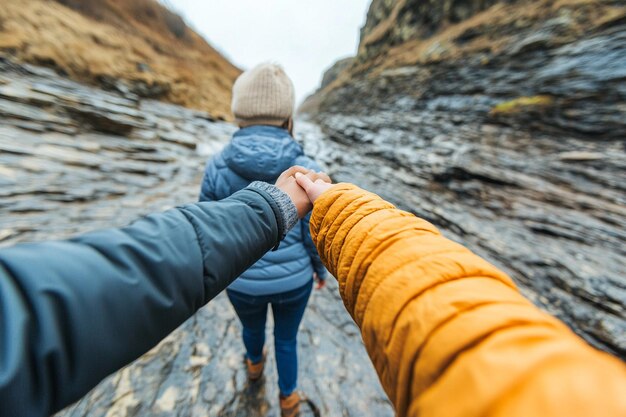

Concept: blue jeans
[[226, 281, 313, 396]]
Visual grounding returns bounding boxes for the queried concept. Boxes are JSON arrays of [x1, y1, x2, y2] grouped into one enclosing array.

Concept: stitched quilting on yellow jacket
[[310, 183, 626, 417]]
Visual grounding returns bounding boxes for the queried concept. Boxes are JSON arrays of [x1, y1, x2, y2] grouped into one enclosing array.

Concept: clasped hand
[[275, 166, 333, 218]]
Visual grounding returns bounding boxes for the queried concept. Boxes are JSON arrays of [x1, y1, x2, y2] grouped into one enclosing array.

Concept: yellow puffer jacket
[[310, 183, 626, 417]]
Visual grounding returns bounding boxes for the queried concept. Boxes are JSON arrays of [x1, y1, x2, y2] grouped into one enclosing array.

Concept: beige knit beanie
[[231, 63, 295, 127]]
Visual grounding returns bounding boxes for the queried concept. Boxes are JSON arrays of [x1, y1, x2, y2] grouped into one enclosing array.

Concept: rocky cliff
[[303, 0, 626, 358], [0, 0, 240, 119]]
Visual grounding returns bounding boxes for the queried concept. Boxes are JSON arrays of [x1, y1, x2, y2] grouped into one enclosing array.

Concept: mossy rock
[[490, 95, 553, 115]]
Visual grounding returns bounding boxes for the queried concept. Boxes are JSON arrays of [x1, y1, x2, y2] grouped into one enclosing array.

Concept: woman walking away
[[199, 63, 326, 417]]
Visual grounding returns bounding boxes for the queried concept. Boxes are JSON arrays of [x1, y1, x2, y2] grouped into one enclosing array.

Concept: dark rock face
[[0, 58, 392, 416], [299, 57, 357, 116], [308, 1, 626, 359], [320, 57, 355, 89], [359, 0, 509, 57]]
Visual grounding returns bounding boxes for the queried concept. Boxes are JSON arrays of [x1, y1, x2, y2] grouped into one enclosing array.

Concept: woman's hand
[[294, 172, 333, 203], [314, 272, 326, 290]]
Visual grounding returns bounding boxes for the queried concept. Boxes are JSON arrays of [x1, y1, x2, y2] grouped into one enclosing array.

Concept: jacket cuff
[[247, 182, 298, 242], [316, 268, 328, 280]]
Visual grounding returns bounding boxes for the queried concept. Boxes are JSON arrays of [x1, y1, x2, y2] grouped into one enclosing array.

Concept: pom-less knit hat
[[231, 63, 295, 127]]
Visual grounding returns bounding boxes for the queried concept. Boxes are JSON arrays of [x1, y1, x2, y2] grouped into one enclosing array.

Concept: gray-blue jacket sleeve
[[0, 186, 290, 417], [294, 156, 327, 279]]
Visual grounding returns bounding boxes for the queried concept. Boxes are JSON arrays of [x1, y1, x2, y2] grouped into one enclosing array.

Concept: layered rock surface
[[0, 59, 393, 416], [303, 0, 626, 358]]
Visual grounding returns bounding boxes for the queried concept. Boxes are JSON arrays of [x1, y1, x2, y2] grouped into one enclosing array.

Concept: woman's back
[[199, 125, 321, 295]]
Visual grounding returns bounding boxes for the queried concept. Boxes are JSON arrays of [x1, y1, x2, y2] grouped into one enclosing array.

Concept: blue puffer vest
[[199, 125, 325, 295]]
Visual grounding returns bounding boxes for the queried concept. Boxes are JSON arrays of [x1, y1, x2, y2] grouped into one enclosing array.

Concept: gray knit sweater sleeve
[[247, 181, 298, 240]]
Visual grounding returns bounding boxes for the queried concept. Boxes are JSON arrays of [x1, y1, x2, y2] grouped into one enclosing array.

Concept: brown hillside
[[0, 0, 240, 119]]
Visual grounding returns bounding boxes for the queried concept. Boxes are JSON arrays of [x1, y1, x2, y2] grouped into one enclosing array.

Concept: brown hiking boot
[[279, 392, 301, 417], [245, 352, 265, 381]]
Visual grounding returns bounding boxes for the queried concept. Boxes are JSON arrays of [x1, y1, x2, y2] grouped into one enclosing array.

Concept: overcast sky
[[164, 0, 371, 104]]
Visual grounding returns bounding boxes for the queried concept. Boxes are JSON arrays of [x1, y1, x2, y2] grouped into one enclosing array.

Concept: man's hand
[[275, 166, 312, 218], [294, 172, 333, 203]]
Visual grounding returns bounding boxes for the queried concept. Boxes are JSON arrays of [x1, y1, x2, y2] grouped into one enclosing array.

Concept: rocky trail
[[0, 59, 393, 417]]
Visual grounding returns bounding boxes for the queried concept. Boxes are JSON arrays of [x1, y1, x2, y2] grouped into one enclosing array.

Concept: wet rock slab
[[0, 59, 392, 416]]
